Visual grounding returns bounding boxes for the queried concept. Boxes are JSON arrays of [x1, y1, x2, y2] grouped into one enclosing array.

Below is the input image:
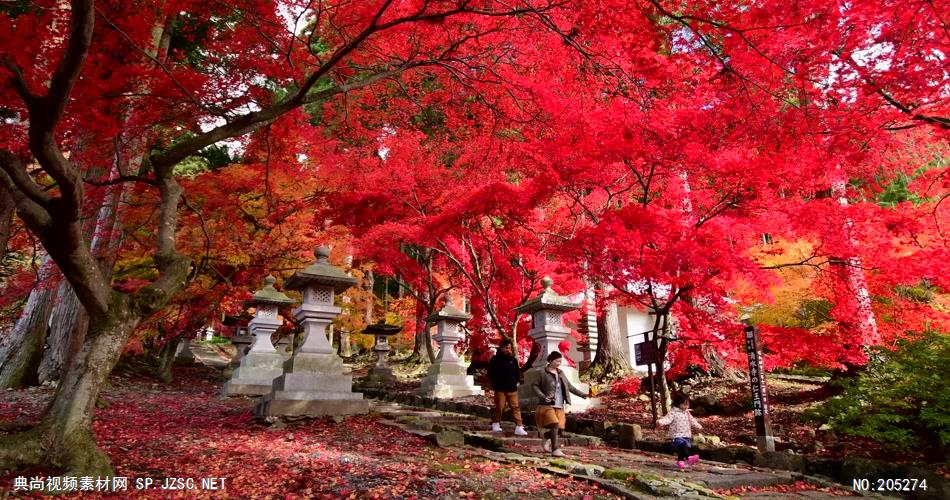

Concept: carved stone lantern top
[[515, 276, 580, 314], [361, 323, 403, 337], [425, 295, 472, 323], [285, 246, 358, 293], [245, 275, 295, 307]]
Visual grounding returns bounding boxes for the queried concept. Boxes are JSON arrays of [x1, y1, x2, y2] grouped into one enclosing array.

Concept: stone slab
[[231, 364, 282, 380], [417, 361, 483, 398], [222, 351, 284, 397], [256, 398, 370, 417], [693, 471, 795, 489], [418, 384, 484, 398], [419, 374, 478, 387], [423, 362, 468, 376], [272, 372, 354, 393], [269, 390, 366, 401], [221, 381, 273, 396], [283, 352, 346, 374]]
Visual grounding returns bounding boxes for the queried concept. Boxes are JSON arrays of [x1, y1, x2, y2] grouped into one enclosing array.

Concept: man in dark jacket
[[487, 339, 528, 435]]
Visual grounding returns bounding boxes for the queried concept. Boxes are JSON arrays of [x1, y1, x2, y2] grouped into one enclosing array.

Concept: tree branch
[[2, 57, 40, 105], [0, 150, 52, 209], [0, 151, 53, 230]]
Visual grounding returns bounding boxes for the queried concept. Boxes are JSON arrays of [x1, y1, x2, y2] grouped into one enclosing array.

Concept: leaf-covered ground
[[446, 373, 948, 476], [579, 378, 911, 462], [0, 366, 617, 498]]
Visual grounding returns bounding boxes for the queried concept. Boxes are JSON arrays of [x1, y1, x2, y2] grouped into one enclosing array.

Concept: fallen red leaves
[[716, 479, 854, 497], [580, 378, 940, 466], [1, 366, 618, 498]]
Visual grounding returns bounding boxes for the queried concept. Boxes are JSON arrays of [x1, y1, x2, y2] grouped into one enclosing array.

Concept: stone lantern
[[224, 326, 253, 379], [256, 246, 369, 417], [417, 296, 483, 398], [516, 277, 597, 411], [360, 322, 401, 387], [222, 275, 295, 396]]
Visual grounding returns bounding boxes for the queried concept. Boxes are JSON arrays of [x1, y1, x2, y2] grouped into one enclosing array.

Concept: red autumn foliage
[[609, 377, 643, 398]]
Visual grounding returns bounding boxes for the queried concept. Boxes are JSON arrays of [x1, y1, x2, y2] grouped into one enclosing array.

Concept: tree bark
[[702, 344, 742, 382], [0, 258, 59, 388], [408, 301, 435, 364], [155, 335, 178, 383], [654, 312, 672, 414], [37, 164, 130, 384], [338, 328, 352, 357], [423, 322, 435, 363], [38, 281, 88, 384], [0, 293, 140, 476], [364, 270, 375, 325], [832, 171, 880, 345], [586, 288, 630, 381], [0, 188, 13, 258]]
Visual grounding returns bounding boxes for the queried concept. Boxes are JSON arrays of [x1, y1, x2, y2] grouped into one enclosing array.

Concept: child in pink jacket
[[658, 393, 702, 469]]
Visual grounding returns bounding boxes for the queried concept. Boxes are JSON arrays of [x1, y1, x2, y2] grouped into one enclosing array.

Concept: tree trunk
[[408, 331, 428, 364], [408, 302, 435, 364], [38, 281, 88, 384], [38, 146, 132, 384], [0, 258, 58, 388], [338, 328, 352, 357], [832, 171, 880, 345], [0, 189, 13, 258], [655, 351, 671, 414], [586, 290, 630, 381], [155, 336, 178, 383], [423, 321, 435, 363], [702, 344, 742, 382], [655, 313, 672, 414], [0, 293, 140, 476]]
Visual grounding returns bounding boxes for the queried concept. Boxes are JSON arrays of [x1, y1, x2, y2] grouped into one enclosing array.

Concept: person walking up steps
[[658, 393, 702, 469], [532, 351, 588, 457], [488, 338, 528, 436]]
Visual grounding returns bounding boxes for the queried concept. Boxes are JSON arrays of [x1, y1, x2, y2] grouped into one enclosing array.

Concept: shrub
[[773, 362, 833, 378], [610, 376, 643, 398], [196, 335, 231, 345], [805, 330, 950, 462]]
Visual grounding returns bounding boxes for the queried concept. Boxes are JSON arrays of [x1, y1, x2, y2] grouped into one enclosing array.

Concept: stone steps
[[372, 401, 872, 499], [376, 403, 602, 450]]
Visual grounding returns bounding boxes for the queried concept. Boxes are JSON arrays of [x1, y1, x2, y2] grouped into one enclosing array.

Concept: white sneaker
[[542, 439, 552, 452], [551, 448, 566, 457], [490, 422, 503, 433], [514, 426, 528, 436]]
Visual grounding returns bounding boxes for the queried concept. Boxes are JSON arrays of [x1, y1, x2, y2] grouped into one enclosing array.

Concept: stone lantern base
[[222, 351, 285, 397], [254, 352, 369, 417], [417, 362, 483, 399], [362, 366, 396, 387], [517, 365, 599, 413]]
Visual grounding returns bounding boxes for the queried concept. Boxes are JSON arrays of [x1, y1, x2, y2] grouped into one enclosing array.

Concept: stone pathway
[[372, 403, 877, 499], [188, 342, 232, 369], [189, 348, 880, 498]]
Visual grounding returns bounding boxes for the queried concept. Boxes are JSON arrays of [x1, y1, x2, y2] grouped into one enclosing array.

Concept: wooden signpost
[[744, 325, 775, 452]]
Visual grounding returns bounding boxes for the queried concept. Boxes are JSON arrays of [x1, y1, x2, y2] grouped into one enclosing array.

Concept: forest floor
[[377, 357, 948, 479], [583, 379, 880, 458], [0, 350, 942, 498], [0, 364, 617, 498]]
